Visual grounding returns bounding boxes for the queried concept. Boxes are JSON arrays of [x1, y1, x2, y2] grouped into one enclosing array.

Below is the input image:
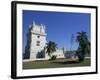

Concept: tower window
[[37, 36, 40, 38], [37, 41, 40, 43], [36, 41, 40, 46], [37, 44, 40, 46]]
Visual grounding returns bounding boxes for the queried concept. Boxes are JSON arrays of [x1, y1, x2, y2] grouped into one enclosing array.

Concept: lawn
[[23, 58, 90, 69]]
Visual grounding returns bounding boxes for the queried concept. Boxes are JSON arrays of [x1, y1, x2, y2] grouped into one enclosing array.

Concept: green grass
[[23, 58, 90, 69]]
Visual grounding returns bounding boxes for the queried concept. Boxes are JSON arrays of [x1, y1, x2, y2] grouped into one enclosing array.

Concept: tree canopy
[[76, 31, 90, 62], [46, 41, 57, 57]]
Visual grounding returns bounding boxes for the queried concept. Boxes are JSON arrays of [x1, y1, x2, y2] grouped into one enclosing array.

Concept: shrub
[[50, 55, 57, 60]]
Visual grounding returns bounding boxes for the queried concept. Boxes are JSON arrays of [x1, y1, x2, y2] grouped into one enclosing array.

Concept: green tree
[[46, 41, 57, 58], [76, 31, 90, 62]]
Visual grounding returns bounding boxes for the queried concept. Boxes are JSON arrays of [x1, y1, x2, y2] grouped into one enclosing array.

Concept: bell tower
[[25, 21, 47, 59]]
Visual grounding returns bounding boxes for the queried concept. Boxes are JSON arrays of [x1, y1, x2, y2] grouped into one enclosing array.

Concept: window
[[37, 35, 40, 38], [37, 44, 40, 46], [37, 41, 40, 43], [36, 41, 40, 46]]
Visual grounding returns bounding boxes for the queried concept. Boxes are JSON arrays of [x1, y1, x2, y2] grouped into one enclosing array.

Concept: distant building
[[24, 21, 65, 60]]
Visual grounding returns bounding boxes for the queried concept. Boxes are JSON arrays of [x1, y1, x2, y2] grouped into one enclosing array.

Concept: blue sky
[[23, 10, 91, 52]]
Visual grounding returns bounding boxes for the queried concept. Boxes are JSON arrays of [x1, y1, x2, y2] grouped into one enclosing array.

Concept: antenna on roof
[[70, 34, 74, 51]]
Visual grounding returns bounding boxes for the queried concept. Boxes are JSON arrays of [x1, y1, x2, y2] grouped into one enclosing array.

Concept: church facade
[[24, 21, 65, 60]]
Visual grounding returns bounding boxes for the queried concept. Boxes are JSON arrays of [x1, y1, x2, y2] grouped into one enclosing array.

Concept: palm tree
[[46, 41, 57, 58], [76, 31, 90, 62]]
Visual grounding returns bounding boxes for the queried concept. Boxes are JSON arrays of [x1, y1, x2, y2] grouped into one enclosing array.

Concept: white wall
[[0, 0, 100, 80], [30, 31, 46, 59]]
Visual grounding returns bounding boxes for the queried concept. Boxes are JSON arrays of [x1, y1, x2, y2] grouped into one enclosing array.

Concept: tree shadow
[[52, 61, 79, 65]]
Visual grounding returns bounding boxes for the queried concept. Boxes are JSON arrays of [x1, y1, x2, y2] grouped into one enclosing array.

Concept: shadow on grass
[[52, 61, 79, 65]]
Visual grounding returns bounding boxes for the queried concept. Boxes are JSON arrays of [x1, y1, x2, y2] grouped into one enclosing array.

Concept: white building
[[24, 21, 65, 60]]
